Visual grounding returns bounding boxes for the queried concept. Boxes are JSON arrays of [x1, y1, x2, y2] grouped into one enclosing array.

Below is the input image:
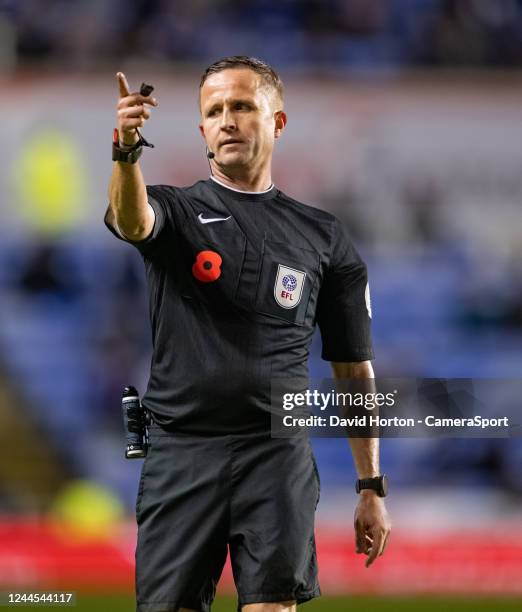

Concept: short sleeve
[[103, 185, 175, 256], [316, 219, 374, 362]]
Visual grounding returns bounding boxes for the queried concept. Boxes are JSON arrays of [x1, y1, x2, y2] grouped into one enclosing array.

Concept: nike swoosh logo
[[198, 213, 232, 224]]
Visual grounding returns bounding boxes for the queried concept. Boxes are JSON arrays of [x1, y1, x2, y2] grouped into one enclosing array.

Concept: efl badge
[[274, 265, 306, 309]]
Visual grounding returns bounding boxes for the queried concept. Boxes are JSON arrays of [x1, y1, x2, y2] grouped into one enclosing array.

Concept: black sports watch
[[355, 474, 388, 497], [112, 128, 144, 164], [112, 126, 155, 164]]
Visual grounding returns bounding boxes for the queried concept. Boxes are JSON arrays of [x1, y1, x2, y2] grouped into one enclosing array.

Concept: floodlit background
[[0, 1, 521, 610]]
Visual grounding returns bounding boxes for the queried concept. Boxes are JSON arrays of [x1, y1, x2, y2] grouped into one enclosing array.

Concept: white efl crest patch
[[274, 265, 306, 309], [365, 282, 372, 318]]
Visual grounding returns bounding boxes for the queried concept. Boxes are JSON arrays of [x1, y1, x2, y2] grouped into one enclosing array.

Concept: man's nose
[[220, 108, 237, 131]]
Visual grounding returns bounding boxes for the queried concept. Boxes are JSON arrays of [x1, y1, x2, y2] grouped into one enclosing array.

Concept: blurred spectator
[[427, 0, 522, 67], [17, 243, 82, 302], [5, 0, 522, 70]]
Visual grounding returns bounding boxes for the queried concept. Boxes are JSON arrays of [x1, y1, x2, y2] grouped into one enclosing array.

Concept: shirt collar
[[210, 175, 274, 194]]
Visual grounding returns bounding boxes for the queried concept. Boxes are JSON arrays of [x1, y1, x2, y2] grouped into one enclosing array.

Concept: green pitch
[[26, 594, 522, 611]]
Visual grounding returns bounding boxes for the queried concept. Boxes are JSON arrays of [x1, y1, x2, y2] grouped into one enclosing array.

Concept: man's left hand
[[354, 492, 391, 567]]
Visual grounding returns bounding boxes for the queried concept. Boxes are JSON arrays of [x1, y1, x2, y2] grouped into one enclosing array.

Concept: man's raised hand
[[116, 72, 158, 146]]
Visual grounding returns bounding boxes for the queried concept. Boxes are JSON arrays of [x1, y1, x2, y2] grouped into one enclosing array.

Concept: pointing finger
[[117, 72, 130, 98]]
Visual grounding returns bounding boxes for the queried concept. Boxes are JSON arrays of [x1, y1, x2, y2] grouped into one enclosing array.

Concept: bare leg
[[242, 601, 297, 612]]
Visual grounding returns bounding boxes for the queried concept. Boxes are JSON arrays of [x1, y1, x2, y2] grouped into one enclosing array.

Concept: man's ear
[[274, 111, 287, 139], [199, 124, 205, 139]]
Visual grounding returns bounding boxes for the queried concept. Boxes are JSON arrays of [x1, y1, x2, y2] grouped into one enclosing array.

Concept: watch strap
[[356, 474, 388, 497], [112, 128, 145, 164]]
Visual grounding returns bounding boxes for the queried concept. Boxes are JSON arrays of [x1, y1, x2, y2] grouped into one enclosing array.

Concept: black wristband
[[112, 128, 143, 164], [112, 143, 143, 164], [355, 474, 388, 497]]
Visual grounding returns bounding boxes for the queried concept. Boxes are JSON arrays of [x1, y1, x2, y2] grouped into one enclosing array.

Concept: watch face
[[380, 475, 388, 497]]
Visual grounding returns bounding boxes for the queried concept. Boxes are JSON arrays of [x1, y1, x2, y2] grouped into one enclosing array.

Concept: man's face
[[199, 68, 284, 171]]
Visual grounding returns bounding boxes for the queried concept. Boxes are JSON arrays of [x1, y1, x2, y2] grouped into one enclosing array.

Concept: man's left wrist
[[359, 489, 379, 498]]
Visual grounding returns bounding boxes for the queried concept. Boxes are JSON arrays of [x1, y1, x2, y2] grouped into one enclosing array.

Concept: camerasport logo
[[274, 265, 306, 309]]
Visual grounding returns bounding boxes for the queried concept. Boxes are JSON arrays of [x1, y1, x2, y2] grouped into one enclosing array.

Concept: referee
[[105, 56, 391, 612]]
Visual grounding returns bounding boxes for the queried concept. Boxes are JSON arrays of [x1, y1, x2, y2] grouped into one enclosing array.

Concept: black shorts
[[135, 423, 321, 612]]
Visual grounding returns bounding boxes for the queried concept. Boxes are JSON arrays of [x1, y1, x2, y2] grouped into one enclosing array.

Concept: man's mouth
[[220, 139, 243, 147]]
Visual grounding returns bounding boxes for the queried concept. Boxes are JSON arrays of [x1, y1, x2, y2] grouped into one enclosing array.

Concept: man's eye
[[235, 103, 249, 110], [208, 108, 220, 117]]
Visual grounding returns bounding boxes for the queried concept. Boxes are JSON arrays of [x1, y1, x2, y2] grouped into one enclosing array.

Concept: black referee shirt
[[104, 178, 373, 434]]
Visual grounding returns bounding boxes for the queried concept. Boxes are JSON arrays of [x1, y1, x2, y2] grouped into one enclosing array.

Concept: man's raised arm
[[107, 72, 158, 241]]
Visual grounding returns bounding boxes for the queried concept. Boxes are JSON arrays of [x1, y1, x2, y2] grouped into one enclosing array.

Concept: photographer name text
[[282, 414, 510, 429]]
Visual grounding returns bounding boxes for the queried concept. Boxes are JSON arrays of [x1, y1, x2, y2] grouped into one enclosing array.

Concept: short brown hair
[[199, 55, 284, 107]]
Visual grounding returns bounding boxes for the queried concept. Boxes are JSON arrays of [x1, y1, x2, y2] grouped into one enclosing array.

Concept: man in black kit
[[105, 56, 391, 612]]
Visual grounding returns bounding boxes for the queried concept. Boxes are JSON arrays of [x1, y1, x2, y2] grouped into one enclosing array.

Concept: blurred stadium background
[[1, 0, 522, 610]]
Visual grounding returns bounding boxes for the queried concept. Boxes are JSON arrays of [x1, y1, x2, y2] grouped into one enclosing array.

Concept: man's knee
[[242, 601, 296, 612]]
